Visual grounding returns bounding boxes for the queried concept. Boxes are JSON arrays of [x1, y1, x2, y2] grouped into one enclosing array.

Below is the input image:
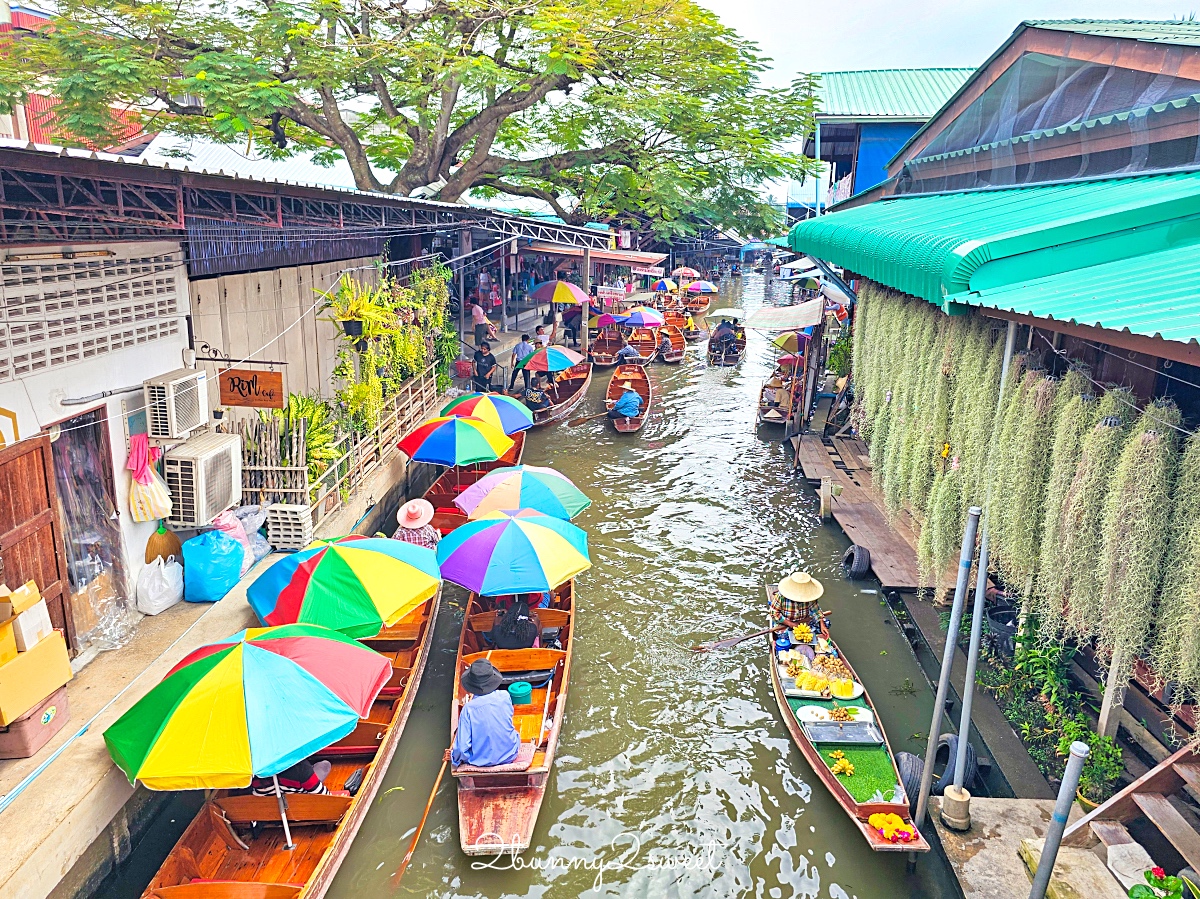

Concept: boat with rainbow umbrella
[[453, 465, 591, 521], [398, 414, 513, 465], [104, 623, 414, 898], [438, 510, 591, 856], [516, 347, 592, 426]]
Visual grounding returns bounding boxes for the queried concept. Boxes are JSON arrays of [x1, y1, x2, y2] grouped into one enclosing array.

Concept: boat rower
[[451, 659, 521, 768], [657, 331, 672, 357], [608, 381, 643, 421], [615, 341, 642, 364]]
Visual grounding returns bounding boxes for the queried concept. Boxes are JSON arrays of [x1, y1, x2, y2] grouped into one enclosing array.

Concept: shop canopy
[[526, 241, 667, 267], [788, 169, 1200, 343], [745, 299, 826, 330]]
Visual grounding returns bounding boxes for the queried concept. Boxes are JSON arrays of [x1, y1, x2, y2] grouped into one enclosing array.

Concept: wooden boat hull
[[626, 327, 658, 363], [589, 332, 624, 367], [765, 587, 929, 854], [685, 295, 712, 316], [425, 431, 525, 533], [605, 364, 651, 433], [707, 337, 746, 366], [452, 583, 575, 855], [659, 324, 686, 363], [140, 591, 443, 899], [532, 363, 592, 426]]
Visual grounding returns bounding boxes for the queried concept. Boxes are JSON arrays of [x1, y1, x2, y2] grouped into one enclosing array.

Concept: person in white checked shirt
[[392, 499, 440, 550]]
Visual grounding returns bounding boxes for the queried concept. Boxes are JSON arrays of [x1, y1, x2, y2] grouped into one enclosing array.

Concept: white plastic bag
[[136, 555, 184, 616]]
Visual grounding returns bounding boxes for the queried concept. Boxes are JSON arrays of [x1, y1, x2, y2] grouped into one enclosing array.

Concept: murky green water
[[327, 275, 958, 898]]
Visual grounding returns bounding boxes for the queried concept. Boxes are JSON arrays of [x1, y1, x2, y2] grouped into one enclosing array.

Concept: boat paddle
[[391, 751, 450, 888], [692, 624, 788, 652], [567, 410, 610, 427]]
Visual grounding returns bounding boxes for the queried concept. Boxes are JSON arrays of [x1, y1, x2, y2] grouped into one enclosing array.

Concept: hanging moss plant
[[918, 468, 966, 595], [1096, 399, 1182, 682], [1059, 390, 1135, 641], [1153, 433, 1200, 702]]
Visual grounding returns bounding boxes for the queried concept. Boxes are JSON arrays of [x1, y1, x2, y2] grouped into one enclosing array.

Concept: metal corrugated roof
[[947, 239, 1200, 345], [1025, 19, 1200, 47], [815, 69, 975, 120], [788, 171, 1200, 336]]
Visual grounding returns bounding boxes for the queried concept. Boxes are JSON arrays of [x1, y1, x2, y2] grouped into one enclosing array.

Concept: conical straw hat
[[778, 571, 824, 603]]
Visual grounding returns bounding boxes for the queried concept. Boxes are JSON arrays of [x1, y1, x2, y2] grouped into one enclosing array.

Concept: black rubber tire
[[934, 732, 978, 795], [842, 544, 871, 580], [1179, 867, 1198, 898], [895, 751, 923, 812]]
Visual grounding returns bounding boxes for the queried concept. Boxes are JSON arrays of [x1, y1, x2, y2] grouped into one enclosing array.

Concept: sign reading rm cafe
[[219, 369, 285, 409]]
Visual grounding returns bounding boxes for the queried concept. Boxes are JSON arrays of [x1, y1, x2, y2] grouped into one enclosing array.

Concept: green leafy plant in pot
[[1128, 866, 1196, 899]]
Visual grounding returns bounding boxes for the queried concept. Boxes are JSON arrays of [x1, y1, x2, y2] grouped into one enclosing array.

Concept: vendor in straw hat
[[770, 570, 825, 628], [451, 659, 521, 768], [392, 498, 440, 550], [608, 380, 643, 421]]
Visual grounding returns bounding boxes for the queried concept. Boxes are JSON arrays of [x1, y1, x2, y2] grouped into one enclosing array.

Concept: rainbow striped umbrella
[[622, 306, 665, 328], [441, 393, 533, 435], [103, 624, 391, 792], [687, 280, 719, 294], [529, 280, 589, 305], [516, 346, 585, 372], [454, 465, 591, 521], [772, 330, 812, 353], [399, 415, 513, 465], [247, 536, 441, 639], [437, 510, 591, 595], [651, 278, 677, 292]]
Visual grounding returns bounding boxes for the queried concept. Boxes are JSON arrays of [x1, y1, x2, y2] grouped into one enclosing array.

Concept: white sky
[[701, 0, 1196, 85]]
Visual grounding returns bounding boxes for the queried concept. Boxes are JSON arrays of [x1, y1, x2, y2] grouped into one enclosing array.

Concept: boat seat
[[214, 793, 352, 827], [497, 668, 556, 688], [147, 884, 301, 899], [452, 742, 536, 777]]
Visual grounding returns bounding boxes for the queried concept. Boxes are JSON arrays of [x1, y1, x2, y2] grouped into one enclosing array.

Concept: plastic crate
[[454, 359, 473, 379], [265, 504, 314, 551]]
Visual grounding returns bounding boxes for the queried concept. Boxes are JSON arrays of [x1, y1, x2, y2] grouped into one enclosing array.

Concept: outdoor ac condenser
[[144, 368, 211, 440], [163, 431, 242, 528]]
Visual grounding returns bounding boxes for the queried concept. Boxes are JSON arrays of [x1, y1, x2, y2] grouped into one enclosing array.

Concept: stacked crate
[[265, 504, 314, 551]]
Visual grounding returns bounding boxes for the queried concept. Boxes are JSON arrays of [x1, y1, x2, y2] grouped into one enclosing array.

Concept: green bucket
[[508, 681, 533, 706]]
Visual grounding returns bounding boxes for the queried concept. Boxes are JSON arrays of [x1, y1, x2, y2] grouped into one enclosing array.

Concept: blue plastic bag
[[182, 531, 245, 603]]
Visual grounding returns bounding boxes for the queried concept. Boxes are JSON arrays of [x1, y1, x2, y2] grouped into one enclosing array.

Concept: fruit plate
[[830, 681, 865, 700], [795, 705, 875, 724]]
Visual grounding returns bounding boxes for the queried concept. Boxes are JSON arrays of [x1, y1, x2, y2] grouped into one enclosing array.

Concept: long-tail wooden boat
[[626, 327, 658, 362], [605, 364, 651, 433], [532, 363, 592, 427], [685, 294, 712, 316], [707, 332, 746, 366], [589, 329, 624, 367], [452, 582, 574, 856], [425, 431, 526, 533], [658, 323, 686, 363], [765, 585, 929, 854], [140, 590, 443, 899]]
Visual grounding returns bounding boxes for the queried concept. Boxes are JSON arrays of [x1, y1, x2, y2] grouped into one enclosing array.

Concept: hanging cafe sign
[[219, 369, 284, 409]]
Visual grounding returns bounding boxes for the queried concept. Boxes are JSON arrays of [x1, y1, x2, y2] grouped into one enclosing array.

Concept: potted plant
[[320, 280, 392, 339], [1057, 714, 1124, 809]]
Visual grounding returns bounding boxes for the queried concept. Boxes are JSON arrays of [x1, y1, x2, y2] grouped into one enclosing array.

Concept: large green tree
[[0, 0, 817, 235]]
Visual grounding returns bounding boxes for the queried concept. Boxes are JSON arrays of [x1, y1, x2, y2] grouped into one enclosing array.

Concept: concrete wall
[[188, 256, 380, 402]]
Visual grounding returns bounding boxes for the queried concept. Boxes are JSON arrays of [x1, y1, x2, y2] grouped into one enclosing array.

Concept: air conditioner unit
[[144, 368, 210, 440], [164, 431, 242, 528]]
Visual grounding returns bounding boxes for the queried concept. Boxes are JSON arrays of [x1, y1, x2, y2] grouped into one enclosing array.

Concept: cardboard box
[[0, 580, 42, 622], [0, 685, 68, 759], [0, 630, 72, 725], [12, 599, 53, 652], [0, 621, 15, 668]]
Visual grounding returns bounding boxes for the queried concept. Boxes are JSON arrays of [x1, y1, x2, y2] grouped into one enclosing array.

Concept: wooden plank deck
[[791, 433, 920, 591]]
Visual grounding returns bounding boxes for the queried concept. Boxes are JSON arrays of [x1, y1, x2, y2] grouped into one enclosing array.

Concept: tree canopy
[[0, 0, 818, 236]]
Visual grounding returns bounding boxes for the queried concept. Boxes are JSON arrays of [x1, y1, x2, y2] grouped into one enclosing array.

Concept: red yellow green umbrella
[[516, 346, 585, 372], [440, 393, 533, 435], [398, 415, 513, 465]]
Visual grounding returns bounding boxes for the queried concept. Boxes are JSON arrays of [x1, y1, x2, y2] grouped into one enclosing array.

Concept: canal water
[[106, 273, 959, 898], [329, 274, 958, 898]]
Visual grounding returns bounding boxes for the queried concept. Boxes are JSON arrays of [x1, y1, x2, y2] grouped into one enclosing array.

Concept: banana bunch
[[796, 672, 829, 693], [828, 751, 855, 776], [791, 623, 814, 643]]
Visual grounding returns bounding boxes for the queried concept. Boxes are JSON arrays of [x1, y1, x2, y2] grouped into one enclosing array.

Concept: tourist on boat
[[470, 300, 489, 347], [609, 381, 643, 420], [490, 597, 541, 649], [472, 342, 497, 392], [615, 341, 641, 364], [509, 334, 536, 391], [658, 331, 672, 357], [392, 499, 439, 550], [251, 758, 331, 796], [523, 375, 553, 411], [452, 659, 522, 768], [493, 591, 553, 611]]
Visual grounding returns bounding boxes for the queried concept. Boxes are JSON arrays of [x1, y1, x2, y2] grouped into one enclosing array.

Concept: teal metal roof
[[815, 69, 975, 120], [766, 235, 791, 248], [1025, 20, 1200, 47], [948, 239, 1200, 345], [788, 170, 1200, 342]]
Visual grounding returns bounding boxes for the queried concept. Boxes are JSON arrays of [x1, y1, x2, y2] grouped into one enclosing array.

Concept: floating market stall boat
[[684, 293, 712, 316], [757, 355, 802, 427], [589, 328, 625, 367], [423, 432, 526, 532], [605, 364, 652, 433], [451, 582, 574, 856], [658, 324, 686, 363], [664, 308, 704, 341], [623, 327, 659, 362], [532, 363, 593, 426], [766, 580, 929, 854], [707, 331, 746, 366]]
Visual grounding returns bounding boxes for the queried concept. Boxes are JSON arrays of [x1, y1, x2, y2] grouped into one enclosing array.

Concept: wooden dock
[[791, 434, 923, 591]]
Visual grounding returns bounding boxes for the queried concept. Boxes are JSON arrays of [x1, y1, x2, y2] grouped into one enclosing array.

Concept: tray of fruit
[[795, 705, 875, 724]]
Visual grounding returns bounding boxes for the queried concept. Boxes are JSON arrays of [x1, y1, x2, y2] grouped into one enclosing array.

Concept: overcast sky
[[701, 0, 1196, 85]]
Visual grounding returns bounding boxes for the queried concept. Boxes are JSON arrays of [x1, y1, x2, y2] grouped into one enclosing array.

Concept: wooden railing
[[239, 363, 442, 527]]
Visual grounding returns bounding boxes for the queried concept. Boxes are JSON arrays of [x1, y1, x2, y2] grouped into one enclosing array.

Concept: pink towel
[[126, 433, 162, 486]]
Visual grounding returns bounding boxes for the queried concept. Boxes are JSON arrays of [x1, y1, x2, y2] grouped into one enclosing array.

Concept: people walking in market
[[470, 299, 489, 346], [392, 499, 440, 550], [472, 341, 497, 392], [451, 659, 521, 768], [508, 334, 536, 392]]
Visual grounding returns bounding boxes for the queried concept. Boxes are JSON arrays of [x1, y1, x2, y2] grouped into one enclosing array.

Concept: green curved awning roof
[[788, 171, 1200, 307]]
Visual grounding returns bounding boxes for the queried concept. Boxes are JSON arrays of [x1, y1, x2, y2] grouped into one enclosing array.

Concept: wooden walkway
[[791, 434, 923, 591]]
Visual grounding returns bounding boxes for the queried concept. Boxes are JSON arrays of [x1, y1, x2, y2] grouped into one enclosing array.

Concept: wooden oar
[[391, 751, 450, 888], [693, 623, 788, 652], [567, 411, 609, 427]]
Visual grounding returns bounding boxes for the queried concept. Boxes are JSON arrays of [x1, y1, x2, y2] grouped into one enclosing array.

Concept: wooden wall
[[188, 257, 380, 401]]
